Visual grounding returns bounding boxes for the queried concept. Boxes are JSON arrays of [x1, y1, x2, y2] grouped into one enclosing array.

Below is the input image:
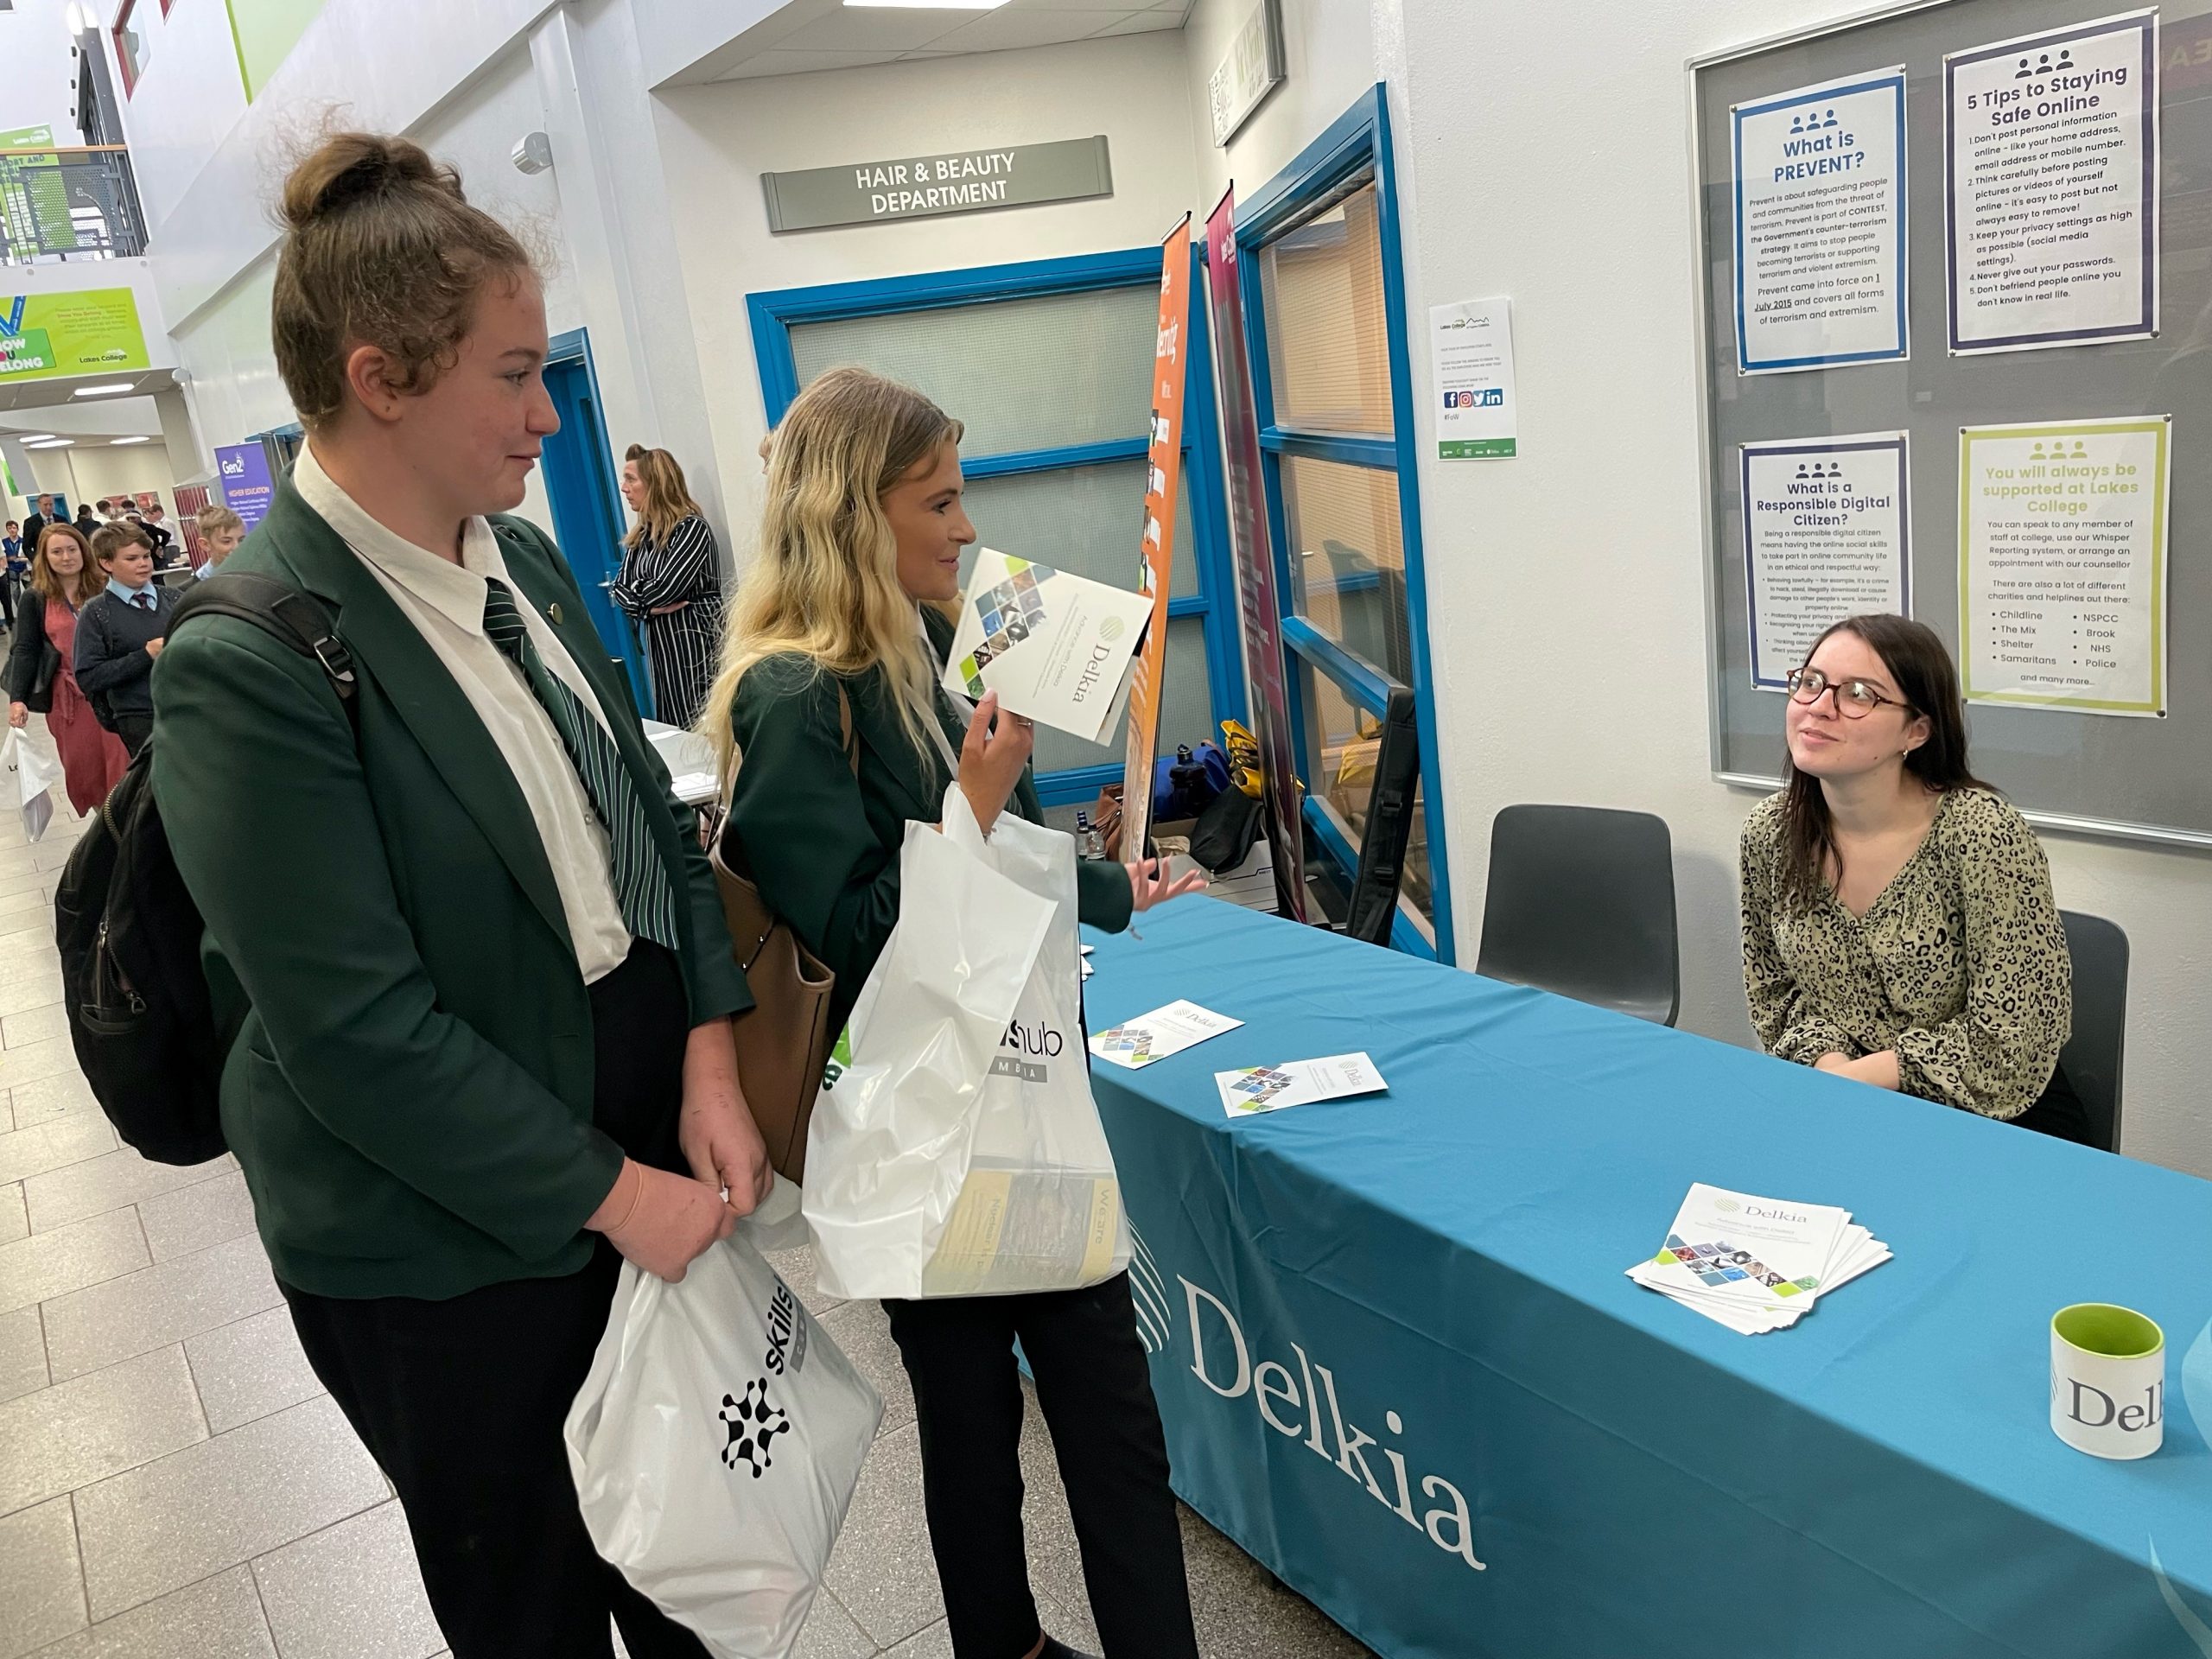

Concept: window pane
[[1281, 454, 1412, 684], [1297, 661, 1433, 925], [790, 285, 1160, 455], [1033, 615, 1214, 778], [1258, 179, 1393, 436], [960, 461, 1198, 600]]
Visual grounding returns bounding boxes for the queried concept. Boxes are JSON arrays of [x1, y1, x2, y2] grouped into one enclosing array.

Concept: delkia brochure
[[944, 548, 1154, 744]]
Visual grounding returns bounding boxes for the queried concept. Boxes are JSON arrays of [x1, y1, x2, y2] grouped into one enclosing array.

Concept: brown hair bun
[[272, 130, 535, 431]]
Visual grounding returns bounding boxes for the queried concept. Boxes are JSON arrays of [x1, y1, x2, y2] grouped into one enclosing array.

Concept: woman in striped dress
[[613, 444, 725, 728]]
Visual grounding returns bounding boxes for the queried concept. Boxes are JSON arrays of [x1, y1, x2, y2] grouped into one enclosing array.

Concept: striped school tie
[[481, 577, 682, 954]]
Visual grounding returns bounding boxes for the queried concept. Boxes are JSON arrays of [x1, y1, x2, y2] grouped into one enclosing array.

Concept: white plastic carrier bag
[[802, 784, 1131, 1301], [564, 1185, 882, 1659], [3, 726, 60, 842]]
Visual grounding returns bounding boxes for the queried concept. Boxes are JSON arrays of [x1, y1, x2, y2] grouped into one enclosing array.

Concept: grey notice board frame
[[1690, 0, 2212, 849]]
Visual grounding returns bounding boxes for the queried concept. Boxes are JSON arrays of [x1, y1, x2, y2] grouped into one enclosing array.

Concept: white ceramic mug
[[2050, 1303, 2164, 1460]]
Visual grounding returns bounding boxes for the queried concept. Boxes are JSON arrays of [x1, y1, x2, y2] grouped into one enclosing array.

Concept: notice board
[[1693, 0, 2212, 847]]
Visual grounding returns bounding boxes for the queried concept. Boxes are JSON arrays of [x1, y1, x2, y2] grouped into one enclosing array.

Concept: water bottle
[[1076, 810, 1105, 861]]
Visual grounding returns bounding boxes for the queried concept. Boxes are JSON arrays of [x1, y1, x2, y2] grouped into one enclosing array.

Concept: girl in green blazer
[[151, 134, 765, 1659], [707, 367, 1204, 1659]]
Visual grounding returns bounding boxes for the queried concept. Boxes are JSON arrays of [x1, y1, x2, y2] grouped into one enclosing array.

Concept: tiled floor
[[0, 803, 1372, 1659]]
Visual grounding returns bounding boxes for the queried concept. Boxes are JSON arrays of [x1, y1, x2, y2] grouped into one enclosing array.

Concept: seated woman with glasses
[[1738, 613, 2089, 1143]]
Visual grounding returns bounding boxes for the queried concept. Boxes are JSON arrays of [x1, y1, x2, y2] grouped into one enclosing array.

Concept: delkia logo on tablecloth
[[1128, 1225, 1485, 1572]]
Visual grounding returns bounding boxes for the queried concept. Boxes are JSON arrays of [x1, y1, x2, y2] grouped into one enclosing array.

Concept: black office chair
[[2058, 911, 2129, 1154], [1476, 804, 1681, 1026]]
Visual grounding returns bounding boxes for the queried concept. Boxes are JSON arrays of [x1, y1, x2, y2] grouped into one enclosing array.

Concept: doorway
[[539, 329, 651, 715]]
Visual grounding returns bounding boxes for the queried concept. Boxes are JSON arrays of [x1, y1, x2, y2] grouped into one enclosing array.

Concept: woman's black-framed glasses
[[1785, 667, 1910, 719]]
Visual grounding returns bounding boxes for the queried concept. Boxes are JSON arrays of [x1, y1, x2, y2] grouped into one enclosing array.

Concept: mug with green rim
[[2050, 1302, 2164, 1460]]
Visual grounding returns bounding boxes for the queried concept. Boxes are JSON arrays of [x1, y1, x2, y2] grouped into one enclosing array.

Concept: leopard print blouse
[[1738, 787, 2071, 1119]]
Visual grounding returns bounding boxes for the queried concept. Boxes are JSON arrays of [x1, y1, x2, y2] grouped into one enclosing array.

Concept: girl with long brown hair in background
[[1738, 613, 2088, 1142], [613, 442, 724, 728], [5, 523, 129, 812]]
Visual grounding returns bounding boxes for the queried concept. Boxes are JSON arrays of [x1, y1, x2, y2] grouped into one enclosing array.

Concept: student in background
[[612, 444, 723, 729], [142, 501, 175, 555], [72, 501, 98, 537], [1, 522, 20, 631], [1739, 613, 2084, 1141], [9, 524, 128, 811], [73, 523, 176, 758], [193, 504, 245, 575]]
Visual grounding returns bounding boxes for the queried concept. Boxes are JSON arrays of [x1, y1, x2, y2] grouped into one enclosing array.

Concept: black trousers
[[282, 940, 705, 1659], [2013, 1062, 2098, 1147], [885, 1274, 1199, 1659], [113, 711, 151, 758]]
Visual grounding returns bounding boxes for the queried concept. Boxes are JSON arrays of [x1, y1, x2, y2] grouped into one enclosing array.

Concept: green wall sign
[[0, 289, 151, 385]]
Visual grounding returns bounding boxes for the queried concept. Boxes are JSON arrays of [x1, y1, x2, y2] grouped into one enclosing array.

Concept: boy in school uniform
[[73, 523, 176, 757]]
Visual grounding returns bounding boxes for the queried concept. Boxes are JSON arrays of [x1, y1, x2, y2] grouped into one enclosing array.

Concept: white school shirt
[[293, 444, 633, 983]]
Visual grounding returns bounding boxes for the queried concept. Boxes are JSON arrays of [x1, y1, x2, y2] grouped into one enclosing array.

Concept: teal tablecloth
[[1082, 898, 2212, 1659]]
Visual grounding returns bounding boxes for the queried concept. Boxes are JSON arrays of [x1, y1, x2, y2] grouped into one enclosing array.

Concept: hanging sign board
[[761, 137, 1112, 232], [1118, 215, 1194, 864]]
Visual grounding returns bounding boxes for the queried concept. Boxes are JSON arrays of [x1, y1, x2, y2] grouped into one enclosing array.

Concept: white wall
[[92, 0, 251, 231], [1181, 0, 1387, 212], [0, 0, 92, 144], [650, 28, 1203, 548], [1355, 0, 2212, 1177]]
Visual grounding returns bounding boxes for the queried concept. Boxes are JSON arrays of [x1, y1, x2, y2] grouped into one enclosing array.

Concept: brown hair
[[90, 523, 155, 570], [1777, 614, 1992, 913], [272, 131, 536, 433], [31, 523, 99, 607], [622, 444, 706, 550]]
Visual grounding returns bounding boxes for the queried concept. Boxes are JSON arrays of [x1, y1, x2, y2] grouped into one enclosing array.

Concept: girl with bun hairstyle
[[150, 133, 766, 1657]]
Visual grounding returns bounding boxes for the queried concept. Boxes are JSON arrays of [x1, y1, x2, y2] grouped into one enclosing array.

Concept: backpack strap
[[168, 573, 358, 721]]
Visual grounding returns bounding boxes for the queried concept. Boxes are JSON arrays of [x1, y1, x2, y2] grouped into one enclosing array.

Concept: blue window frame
[[747, 246, 1243, 807], [1236, 84, 1454, 962]]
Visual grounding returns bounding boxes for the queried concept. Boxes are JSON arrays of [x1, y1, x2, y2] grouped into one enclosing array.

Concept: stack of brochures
[[1626, 1183, 1890, 1334]]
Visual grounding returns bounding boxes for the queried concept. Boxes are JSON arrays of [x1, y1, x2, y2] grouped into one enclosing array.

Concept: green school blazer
[[723, 607, 1133, 1043], [150, 479, 750, 1302]]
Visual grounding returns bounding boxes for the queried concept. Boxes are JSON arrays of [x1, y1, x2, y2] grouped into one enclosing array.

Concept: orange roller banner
[[1119, 213, 1193, 861]]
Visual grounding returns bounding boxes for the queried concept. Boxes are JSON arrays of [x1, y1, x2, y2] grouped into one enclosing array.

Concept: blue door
[[539, 329, 652, 715]]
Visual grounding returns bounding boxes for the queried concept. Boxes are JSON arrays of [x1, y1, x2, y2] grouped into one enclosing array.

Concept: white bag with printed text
[[802, 784, 1130, 1300], [564, 1187, 881, 1659]]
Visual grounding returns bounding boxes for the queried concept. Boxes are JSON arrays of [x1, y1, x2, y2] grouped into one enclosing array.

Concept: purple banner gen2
[[215, 442, 274, 531]]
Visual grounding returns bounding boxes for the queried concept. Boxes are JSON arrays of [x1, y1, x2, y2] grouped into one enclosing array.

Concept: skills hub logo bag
[[803, 784, 1131, 1301], [564, 1195, 882, 1659]]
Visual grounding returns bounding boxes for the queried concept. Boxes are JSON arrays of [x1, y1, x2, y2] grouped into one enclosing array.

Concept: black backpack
[[55, 574, 357, 1166]]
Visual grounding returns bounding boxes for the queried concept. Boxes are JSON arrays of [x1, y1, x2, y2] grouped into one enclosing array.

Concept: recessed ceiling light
[[109, 435, 150, 445], [71, 383, 136, 397], [25, 438, 74, 448], [8, 434, 54, 443], [842, 1, 1012, 9]]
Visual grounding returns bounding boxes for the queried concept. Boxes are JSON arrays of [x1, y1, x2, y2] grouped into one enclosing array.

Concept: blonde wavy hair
[[698, 366, 963, 785], [622, 444, 705, 550]]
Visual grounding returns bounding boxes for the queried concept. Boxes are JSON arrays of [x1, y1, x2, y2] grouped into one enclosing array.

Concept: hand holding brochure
[[944, 548, 1154, 744], [1625, 1183, 1891, 1334], [1089, 1000, 1243, 1070], [1217, 1052, 1387, 1118]]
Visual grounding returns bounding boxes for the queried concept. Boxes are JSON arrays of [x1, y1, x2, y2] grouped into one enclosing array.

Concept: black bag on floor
[[54, 575, 356, 1166]]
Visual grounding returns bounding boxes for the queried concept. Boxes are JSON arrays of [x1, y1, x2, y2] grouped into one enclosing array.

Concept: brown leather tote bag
[[707, 687, 855, 1184]]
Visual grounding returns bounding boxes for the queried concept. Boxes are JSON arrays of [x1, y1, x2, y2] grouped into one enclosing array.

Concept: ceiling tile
[[772, 7, 975, 52], [1088, 10, 1180, 35], [713, 48, 911, 80], [923, 9, 1128, 51]]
